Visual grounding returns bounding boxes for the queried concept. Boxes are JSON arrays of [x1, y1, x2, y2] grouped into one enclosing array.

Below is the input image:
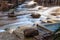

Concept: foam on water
[[0, 0, 60, 32]]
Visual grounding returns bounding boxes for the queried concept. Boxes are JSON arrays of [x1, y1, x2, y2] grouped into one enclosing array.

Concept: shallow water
[[0, 0, 60, 32], [44, 23, 60, 32]]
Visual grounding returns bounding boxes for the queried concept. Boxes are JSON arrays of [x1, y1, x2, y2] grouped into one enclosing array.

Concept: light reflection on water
[[44, 23, 60, 32]]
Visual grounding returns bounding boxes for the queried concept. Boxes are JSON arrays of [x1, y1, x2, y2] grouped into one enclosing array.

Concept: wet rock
[[43, 33, 52, 40], [24, 28, 39, 38], [51, 13, 57, 16], [8, 11, 16, 17], [47, 21, 53, 23], [19, 0, 26, 4], [34, 0, 40, 5], [31, 13, 41, 18], [33, 35, 43, 40], [38, 7, 42, 10], [51, 13, 60, 16], [34, 0, 39, 2]]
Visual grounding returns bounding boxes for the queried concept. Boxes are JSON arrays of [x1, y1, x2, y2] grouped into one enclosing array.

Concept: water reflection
[[44, 23, 60, 32]]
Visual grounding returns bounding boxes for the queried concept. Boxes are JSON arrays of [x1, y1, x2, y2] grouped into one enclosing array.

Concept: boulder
[[24, 28, 39, 38], [31, 13, 41, 18]]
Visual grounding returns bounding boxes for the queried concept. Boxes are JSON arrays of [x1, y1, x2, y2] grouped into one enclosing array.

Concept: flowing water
[[0, 0, 60, 32]]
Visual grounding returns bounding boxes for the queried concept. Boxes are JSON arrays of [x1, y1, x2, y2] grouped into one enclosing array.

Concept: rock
[[8, 11, 16, 17], [13, 27, 38, 40], [13, 28, 24, 40], [47, 21, 53, 23], [0, 32, 20, 40], [33, 0, 41, 5], [51, 13, 60, 16], [24, 28, 39, 38], [31, 13, 41, 18], [19, 0, 26, 4], [34, 0, 39, 2]]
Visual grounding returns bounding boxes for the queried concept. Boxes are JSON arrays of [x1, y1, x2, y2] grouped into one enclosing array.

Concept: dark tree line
[[34, 0, 60, 6]]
